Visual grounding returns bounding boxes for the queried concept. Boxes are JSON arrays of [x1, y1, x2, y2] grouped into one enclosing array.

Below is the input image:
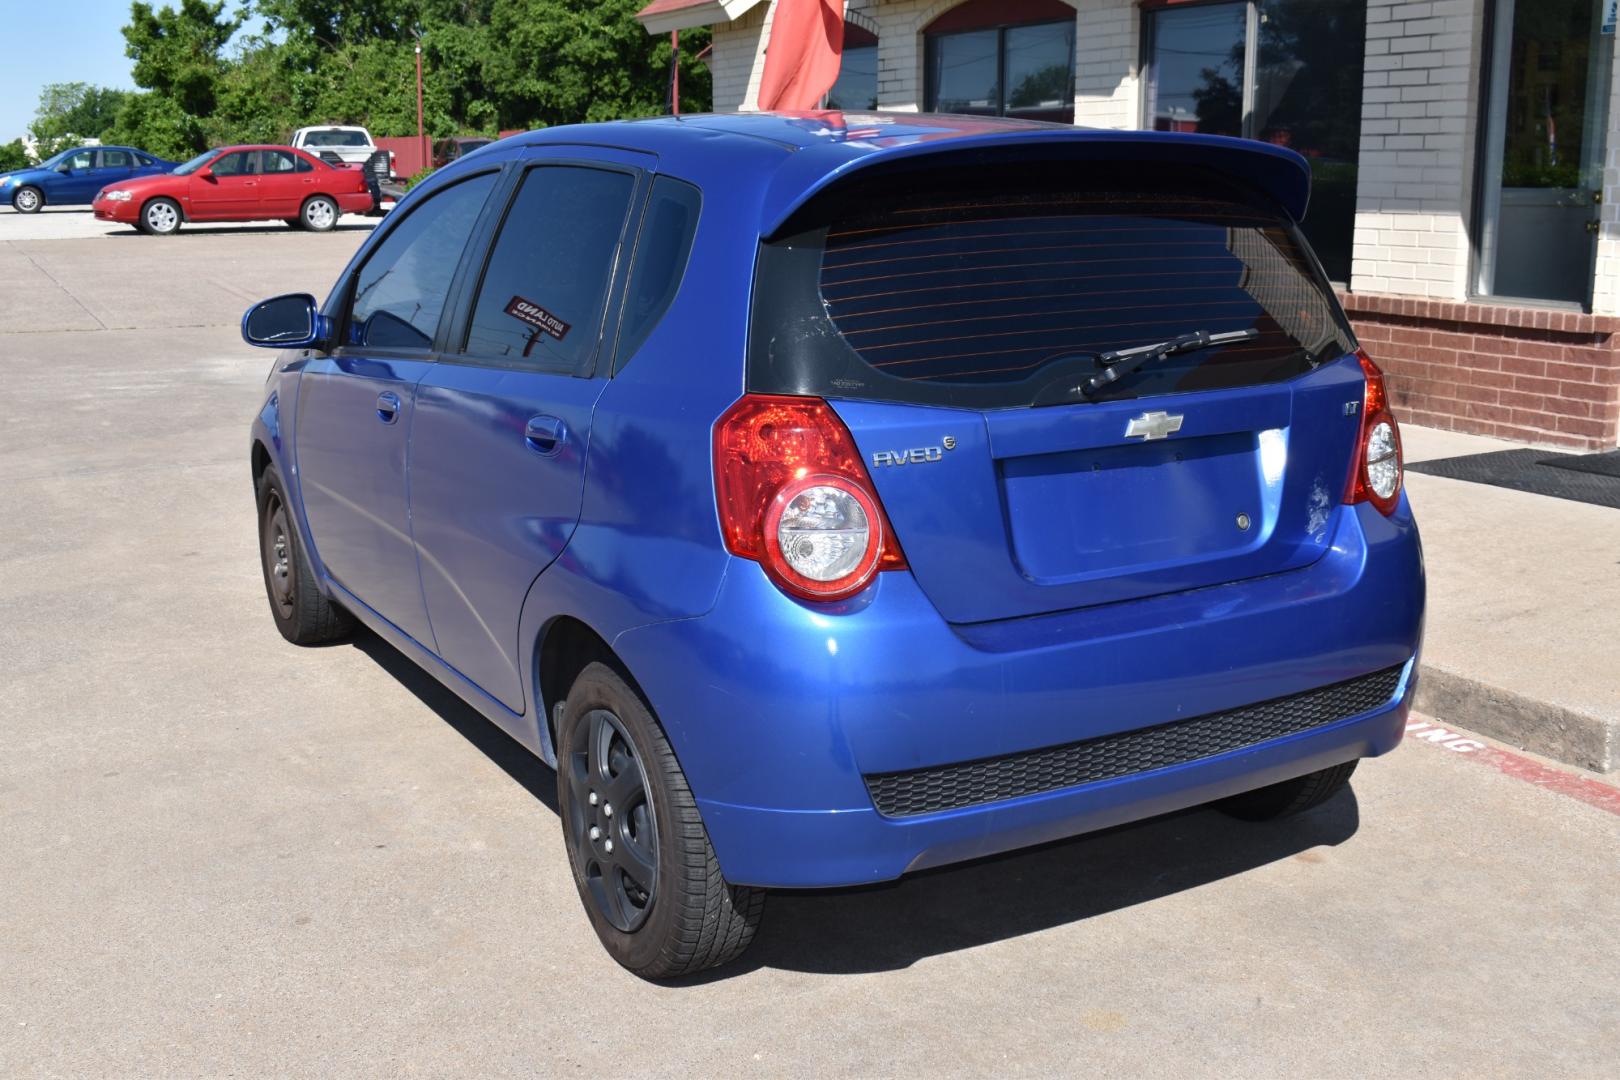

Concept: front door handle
[[524, 414, 567, 455], [376, 391, 401, 423]]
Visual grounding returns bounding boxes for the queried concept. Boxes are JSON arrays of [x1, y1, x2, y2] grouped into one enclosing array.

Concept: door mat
[[1406, 448, 1620, 510], [1537, 448, 1620, 479]]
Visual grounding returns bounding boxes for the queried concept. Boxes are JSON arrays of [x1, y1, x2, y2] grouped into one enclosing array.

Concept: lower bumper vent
[[864, 665, 1406, 818]]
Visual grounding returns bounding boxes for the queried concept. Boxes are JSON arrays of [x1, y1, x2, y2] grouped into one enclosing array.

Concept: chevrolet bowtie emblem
[[1124, 411, 1185, 440]]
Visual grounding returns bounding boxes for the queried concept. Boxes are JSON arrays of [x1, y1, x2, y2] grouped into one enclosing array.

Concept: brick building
[[639, 0, 1620, 448]]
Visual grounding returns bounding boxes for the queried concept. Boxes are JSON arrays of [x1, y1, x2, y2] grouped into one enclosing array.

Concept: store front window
[[924, 0, 1077, 124], [1475, 0, 1614, 307], [826, 25, 879, 111], [1143, 0, 1367, 284]]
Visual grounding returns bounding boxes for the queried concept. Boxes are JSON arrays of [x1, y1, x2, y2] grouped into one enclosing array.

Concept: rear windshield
[[748, 164, 1353, 409], [303, 129, 370, 147]]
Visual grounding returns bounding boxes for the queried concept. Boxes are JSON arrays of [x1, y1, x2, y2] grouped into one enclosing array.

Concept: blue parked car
[[243, 113, 1424, 978], [1, 144, 176, 213]]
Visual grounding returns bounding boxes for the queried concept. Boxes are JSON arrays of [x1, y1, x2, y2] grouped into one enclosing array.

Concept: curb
[[1415, 664, 1619, 775]]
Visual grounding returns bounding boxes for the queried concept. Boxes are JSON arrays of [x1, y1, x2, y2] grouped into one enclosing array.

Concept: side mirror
[[243, 293, 325, 349], [56, 165, 72, 175], [196, 164, 214, 180]]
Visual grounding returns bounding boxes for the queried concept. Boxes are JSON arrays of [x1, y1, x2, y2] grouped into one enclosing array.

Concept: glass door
[[1476, 0, 1614, 305]]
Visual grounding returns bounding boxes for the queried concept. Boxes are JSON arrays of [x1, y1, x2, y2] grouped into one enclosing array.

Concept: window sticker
[[504, 296, 570, 341]]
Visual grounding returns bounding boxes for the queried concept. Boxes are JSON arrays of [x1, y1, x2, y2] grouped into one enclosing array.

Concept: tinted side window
[[65, 150, 93, 170], [135, 153, 154, 167], [463, 165, 635, 372], [211, 152, 252, 177], [615, 177, 701, 369], [346, 172, 498, 352], [262, 150, 300, 174], [98, 150, 131, 169]]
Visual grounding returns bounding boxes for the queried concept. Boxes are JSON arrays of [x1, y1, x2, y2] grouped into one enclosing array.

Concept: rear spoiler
[[759, 129, 1313, 239]]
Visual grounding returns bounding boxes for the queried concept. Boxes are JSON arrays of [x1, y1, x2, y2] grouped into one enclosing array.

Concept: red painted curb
[[1406, 720, 1620, 817]]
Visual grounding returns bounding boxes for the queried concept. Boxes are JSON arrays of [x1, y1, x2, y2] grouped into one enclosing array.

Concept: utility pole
[[414, 33, 426, 174], [671, 30, 680, 116]]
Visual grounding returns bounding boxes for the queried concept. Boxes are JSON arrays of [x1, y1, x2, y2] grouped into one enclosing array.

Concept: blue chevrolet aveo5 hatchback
[[243, 113, 1424, 978]]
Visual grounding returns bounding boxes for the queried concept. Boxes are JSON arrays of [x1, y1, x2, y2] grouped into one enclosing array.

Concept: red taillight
[[714, 394, 906, 601], [1344, 350, 1403, 516]]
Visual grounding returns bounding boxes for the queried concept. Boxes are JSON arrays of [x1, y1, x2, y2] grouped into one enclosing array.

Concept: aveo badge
[[872, 436, 956, 468]]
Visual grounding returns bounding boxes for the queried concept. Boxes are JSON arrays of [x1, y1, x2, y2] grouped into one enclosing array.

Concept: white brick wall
[[1071, 0, 1137, 127], [1350, 0, 1486, 299], [708, 0, 1094, 115], [710, 4, 772, 112], [1592, 26, 1620, 317]]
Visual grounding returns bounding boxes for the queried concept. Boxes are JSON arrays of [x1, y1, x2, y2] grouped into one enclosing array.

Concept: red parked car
[[92, 145, 376, 235]]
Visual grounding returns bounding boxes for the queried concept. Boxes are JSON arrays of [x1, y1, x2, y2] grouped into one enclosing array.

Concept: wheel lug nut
[[588, 792, 598, 806], [603, 803, 613, 817], [604, 840, 614, 853], [589, 826, 601, 841]]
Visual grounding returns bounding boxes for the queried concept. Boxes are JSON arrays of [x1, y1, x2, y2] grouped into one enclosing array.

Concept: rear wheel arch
[[250, 439, 272, 490], [537, 617, 639, 752]]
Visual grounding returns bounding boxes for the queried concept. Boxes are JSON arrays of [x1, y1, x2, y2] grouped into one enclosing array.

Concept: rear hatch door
[[749, 156, 1365, 624]]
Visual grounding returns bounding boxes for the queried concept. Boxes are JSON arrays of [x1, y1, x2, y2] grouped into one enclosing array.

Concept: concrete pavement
[[3, 230, 1618, 1077], [1403, 428, 1620, 773]]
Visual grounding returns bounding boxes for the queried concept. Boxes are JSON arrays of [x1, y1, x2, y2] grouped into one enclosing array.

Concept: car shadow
[[350, 627, 558, 815], [102, 222, 380, 238], [348, 626, 1359, 979]]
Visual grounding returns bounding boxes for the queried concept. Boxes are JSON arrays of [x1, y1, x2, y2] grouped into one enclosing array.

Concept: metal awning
[[635, 0, 766, 34]]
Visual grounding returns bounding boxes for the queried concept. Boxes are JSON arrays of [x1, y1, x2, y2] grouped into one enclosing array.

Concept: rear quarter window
[[749, 164, 1352, 409], [613, 176, 701, 370]]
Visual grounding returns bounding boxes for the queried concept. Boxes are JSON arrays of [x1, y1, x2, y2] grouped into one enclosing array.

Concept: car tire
[[137, 197, 181, 236], [558, 662, 764, 979], [1216, 760, 1358, 821], [12, 185, 43, 213], [255, 465, 353, 645], [299, 195, 338, 232]]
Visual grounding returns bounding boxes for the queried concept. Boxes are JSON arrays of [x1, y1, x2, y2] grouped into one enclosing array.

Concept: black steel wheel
[[261, 488, 297, 625], [557, 662, 764, 978], [566, 708, 659, 932], [254, 465, 353, 645]]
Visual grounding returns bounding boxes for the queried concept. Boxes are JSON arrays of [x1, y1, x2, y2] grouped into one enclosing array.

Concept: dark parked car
[[432, 136, 494, 168], [1, 145, 176, 213], [240, 113, 1424, 979]]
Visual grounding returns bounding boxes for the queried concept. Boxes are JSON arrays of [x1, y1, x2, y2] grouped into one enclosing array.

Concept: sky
[[0, 0, 142, 143]]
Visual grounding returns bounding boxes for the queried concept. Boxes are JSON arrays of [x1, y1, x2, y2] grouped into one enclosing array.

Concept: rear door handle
[[376, 391, 401, 423], [524, 414, 567, 455]]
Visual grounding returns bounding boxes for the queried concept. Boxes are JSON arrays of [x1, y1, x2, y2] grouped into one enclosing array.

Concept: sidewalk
[[1402, 425, 1620, 774]]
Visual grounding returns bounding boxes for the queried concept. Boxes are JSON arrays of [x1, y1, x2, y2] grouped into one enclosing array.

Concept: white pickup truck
[[290, 125, 380, 165]]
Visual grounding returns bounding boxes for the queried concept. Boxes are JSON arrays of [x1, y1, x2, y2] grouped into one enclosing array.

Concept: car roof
[[498, 111, 1314, 230]]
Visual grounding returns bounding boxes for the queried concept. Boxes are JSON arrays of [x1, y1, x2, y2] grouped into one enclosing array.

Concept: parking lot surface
[[3, 229, 1619, 1077]]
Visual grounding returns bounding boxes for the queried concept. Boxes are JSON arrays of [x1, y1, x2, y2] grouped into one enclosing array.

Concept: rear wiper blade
[[1078, 328, 1260, 399]]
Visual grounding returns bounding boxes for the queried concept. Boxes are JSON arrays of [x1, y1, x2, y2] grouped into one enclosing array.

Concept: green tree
[[29, 83, 133, 156], [485, 0, 709, 128], [0, 139, 32, 171], [125, 0, 241, 115], [102, 0, 240, 156]]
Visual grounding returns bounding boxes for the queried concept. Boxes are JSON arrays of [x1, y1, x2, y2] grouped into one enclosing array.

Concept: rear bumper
[[613, 499, 1424, 888], [336, 191, 376, 215]]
